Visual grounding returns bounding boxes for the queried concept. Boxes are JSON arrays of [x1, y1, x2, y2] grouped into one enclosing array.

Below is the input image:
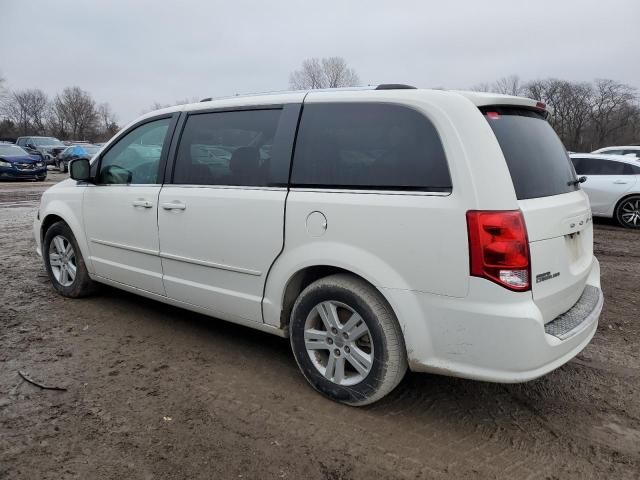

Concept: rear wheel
[[43, 221, 96, 297], [615, 195, 640, 229], [289, 274, 407, 406]]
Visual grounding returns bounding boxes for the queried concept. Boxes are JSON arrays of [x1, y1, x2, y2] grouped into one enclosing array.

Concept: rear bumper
[[385, 257, 602, 383]]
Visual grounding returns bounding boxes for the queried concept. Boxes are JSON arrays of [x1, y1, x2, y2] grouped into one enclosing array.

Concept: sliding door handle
[[161, 201, 186, 211], [132, 200, 153, 208]]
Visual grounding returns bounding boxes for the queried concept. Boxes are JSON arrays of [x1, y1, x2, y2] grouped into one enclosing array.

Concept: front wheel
[[290, 274, 407, 406], [43, 221, 96, 297], [615, 195, 640, 228]]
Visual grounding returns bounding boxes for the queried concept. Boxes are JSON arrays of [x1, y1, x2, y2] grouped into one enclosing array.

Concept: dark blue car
[[0, 144, 48, 181]]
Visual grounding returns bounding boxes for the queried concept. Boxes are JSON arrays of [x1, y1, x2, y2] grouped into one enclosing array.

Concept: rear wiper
[[568, 176, 587, 186]]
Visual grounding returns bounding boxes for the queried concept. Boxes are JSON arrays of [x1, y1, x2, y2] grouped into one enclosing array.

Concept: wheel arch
[[40, 213, 65, 243], [40, 201, 93, 274], [265, 263, 403, 336]]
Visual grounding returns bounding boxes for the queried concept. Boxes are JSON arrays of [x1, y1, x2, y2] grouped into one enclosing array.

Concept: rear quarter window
[[483, 107, 578, 200], [290, 103, 451, 191]]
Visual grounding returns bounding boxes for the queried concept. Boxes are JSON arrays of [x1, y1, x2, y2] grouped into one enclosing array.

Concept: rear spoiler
[[453, 91, 552, 116]]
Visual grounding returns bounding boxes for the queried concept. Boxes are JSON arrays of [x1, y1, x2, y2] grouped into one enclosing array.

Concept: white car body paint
[[35, 87, 602, 384]]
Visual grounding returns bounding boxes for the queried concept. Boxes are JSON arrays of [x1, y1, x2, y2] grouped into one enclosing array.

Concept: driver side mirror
[[69, 158, 91, 182], [26, 143, 35, 149]]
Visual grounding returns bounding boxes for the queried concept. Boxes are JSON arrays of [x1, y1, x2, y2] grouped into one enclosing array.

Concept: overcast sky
[[2, 0, 639, 125]]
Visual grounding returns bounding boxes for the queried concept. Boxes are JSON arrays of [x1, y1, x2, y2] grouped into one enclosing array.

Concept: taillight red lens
[[466, 210, 530, 291]]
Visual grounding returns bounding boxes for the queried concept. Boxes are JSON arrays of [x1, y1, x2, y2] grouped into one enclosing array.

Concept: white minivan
[[34, 85, 603, 405]]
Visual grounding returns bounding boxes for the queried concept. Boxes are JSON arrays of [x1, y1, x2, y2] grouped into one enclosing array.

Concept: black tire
[[290, 274, 407, 406], [43, 221, 96, 298], [615, 195, 640, 229]]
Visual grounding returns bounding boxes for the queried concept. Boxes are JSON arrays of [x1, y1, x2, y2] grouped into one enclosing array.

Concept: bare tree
[[524, 79, 595, 149], [289, 57, 360, 90], [1, 88, 49, 135], [590, 79, 637, 148], [492, 75, 523, 96], [53, 87, 98, 140]]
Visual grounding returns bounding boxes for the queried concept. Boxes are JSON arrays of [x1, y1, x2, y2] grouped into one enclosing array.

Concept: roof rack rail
[[375, 84, 417, 90], [200, 97, 213, 102]]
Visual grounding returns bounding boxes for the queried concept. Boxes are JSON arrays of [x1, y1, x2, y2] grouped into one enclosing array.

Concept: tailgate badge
[[536, 271, 560, 283]]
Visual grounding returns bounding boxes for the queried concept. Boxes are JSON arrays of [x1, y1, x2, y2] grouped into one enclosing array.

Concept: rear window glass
[[482, 107, 578, 200], [291, 103, 451, 191]]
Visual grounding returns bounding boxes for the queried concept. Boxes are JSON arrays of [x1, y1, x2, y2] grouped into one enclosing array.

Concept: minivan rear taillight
[[466, 210, 530, 291]]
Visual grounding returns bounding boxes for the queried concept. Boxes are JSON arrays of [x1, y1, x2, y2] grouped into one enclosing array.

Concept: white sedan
[[570, 153, 640, 228]]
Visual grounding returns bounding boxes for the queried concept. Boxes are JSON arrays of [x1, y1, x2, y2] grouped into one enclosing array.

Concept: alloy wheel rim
[[303, 300, 374, 386], [620, 198, 640, 227], [49, 235, 77, 287]]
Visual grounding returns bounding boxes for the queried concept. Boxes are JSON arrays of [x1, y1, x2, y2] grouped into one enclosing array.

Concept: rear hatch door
[[483, 107, 593, 323]]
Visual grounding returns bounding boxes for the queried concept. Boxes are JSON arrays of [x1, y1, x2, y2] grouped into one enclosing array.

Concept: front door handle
[[132, 199, 153, 208], [613, 180, 628, 184], [161, 201, 187, 211]]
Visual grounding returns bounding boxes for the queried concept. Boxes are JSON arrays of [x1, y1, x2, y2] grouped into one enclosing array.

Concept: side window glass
[[577, 158, 603, 175], [290, 103, 451, 191], [599, 160, 626, 175], [97, 118, 170, 185], [173, 109, 282, 186]]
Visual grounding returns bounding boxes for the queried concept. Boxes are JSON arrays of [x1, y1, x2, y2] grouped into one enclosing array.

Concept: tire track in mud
[[180, 359, 628, 479]]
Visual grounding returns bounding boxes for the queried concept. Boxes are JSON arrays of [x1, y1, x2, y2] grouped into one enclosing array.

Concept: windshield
[[33, 137, 63, 146], [482, 107, 579, 200], [0, 145, 29, 156]]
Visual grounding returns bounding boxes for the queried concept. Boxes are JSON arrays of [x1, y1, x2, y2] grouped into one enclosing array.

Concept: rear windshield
[[482, 107, 578, 200]]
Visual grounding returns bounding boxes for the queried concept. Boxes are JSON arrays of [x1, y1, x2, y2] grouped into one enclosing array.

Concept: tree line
[[0, 74, 119, 143], [289, 59, 639, 152], [2, 62, 638, 151], [471, 75, 639, 151]]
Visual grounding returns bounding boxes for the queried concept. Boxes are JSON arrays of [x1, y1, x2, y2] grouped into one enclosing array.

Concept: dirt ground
[[1, 171, 639, 479]]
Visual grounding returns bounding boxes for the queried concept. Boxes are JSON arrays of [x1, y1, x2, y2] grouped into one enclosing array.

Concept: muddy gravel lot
[[1, 172, 639, 479]]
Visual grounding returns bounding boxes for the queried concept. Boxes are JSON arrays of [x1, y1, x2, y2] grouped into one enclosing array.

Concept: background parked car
[[591, 145, 640, 158], [570, 153, 640, 228], [15, 136, 66, 165], [55, 144, 101, 172], [0, 144, 47, 181]]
